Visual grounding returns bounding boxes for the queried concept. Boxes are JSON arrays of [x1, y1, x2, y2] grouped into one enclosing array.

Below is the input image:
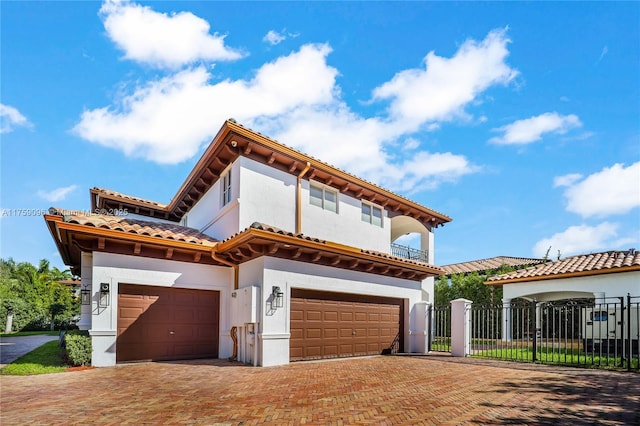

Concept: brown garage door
[[117, 284, 219, 363], [290, 289, 403, 361]]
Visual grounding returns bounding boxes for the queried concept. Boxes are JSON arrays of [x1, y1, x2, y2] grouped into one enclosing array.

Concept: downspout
[[211, 251, 239, 290], [296, 162, 311, 234]]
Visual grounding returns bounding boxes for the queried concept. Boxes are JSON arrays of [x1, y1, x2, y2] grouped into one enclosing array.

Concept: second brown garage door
[[117, 284, 220, 363], [290, 289, 403, 361]]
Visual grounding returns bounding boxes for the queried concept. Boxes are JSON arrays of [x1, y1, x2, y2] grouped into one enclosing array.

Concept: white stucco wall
[[502, 271, 640, 302], [185, 162, 240, 241], [78, 252, 93, 331], [179, 156, 435, 259], [88, 252, 233, 367], [238, 156, 389, 253]]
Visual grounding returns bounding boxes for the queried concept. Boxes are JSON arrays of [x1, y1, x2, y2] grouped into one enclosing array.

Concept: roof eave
[[485, 265, 640, 286]]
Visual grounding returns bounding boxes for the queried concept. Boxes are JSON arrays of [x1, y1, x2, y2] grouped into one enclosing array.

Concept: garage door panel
[[290, 289, 403, 362], [117, 284, 219, 363], [324, 328, 338, 338], [306, 310, 322, 321], [306, 328, 322, 339]]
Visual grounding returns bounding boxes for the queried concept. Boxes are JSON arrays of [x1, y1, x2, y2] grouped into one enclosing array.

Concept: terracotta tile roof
[[92, 187, 167, 209], [441, 256, 545, 276], [229, 121, 452, 222], [228, 222, 442, 270], [487, 249, 640, 284], [48, 207, 217, 246], [221, 222, 326, 244]]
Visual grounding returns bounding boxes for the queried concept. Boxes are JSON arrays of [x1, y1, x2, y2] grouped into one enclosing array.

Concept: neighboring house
[[486, 249, 640, 304], [441, 256, 545, 278], [44, 119, 451, 367]]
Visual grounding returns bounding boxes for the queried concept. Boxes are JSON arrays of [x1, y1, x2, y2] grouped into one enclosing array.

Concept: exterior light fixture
[[81, 285, 91, 305], [99, 283, 110, 307], [271, 286, 284, 309]]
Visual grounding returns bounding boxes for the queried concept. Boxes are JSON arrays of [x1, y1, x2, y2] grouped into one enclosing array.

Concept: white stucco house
[[45, 120, 451, 367], [486, 249, 640, 304], [486, 250, 640, 345]]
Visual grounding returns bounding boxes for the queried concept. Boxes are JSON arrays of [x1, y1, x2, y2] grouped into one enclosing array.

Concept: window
[[221, 170, 232, 206], [362, 202, 383, 227], [592, 311, 608, 321], [309, 183, 338, 213]]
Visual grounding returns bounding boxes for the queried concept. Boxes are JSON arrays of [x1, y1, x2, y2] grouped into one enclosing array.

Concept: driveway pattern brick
[[1, 355, 638, 425]]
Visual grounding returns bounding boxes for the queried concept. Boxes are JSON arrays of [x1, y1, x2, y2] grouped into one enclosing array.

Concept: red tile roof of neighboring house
[[48, 208, 217, 246], [441, 256, 545, 276], [486, 249, 640, 285]]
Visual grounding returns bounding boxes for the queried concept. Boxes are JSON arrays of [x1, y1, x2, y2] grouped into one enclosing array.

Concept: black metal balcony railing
[[390, 243, 429, 263]]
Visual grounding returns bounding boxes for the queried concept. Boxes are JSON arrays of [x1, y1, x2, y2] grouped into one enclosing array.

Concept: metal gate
[[468, 295, 639, 371], [429, 304, 451, 352]]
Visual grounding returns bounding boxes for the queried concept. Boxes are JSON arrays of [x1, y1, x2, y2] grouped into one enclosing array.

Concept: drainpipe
[[296, 162, 311, 234], [211, 251, 239, 290]]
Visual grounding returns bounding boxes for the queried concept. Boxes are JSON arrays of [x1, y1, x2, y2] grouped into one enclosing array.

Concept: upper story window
[[362, 202, 383, 227], [221, 170, 232, 206], [310, 182, 338, 213]]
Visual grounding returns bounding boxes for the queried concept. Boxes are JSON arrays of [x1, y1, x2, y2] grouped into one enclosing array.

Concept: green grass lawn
[[0, 341, 68, 375], [472, 347, 639, 369]]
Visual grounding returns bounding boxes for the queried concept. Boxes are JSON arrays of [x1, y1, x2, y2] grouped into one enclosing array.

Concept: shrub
[[0, 298, 46, 332], [64, 330, 91, 366]]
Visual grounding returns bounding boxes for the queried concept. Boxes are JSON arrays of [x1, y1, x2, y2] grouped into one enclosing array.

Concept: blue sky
[[1, 1, 639, 270]]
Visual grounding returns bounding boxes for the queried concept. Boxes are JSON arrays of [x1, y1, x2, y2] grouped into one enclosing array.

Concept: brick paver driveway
[[1, 355, 638, 425]]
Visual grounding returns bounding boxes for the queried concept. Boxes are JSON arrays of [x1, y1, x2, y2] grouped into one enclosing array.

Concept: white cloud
[[0, 103, 32, 134], [74, 28, 518, 190], [561, 162, 640, 217], [490, 112, 582, 145], [100, 0, 243, 69], [373, 28, 518, 130], [553, 173, 583, 188], [533, 222, 637, 258], [37, 185, 78, 202], [597, 46, 608, 63], [263, 30, 286, 46], [74, 44, 338, 163]]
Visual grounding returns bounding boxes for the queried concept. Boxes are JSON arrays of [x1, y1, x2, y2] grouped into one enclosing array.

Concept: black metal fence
[[429, 304, 451, 352], [468, 295, 639, 371]]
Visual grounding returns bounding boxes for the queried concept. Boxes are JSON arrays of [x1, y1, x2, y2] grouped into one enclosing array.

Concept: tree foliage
[[0, 258, 78, 332], [435, 265, 517, 306]]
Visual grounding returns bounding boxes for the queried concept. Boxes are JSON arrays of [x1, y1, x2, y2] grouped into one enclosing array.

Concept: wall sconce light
[[81, 285, 91, 305], [99, 283, 110, 307], [271, 286, 284, 309]]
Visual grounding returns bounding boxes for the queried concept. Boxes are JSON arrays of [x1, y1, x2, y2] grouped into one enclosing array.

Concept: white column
[[502, 298, 512, 342], [594, 292, 606, 305], [411, 301, 431, 353], [451, 298, 473, 357]]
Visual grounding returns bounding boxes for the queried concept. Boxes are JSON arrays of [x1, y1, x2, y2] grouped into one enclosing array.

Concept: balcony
[[390, 243, 429, 263]]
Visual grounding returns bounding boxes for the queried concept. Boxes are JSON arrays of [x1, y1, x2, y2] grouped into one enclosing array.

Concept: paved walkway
[[1, 355, 638, 425], [0, 334, 59, 368]]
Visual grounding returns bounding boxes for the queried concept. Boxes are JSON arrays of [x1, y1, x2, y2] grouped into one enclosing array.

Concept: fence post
[[451, 298, 473, 357], [502, 298, 512, 342], [628, 293, 632, 372], [532, 300, 538, 363], [412, 301, 431, 354]]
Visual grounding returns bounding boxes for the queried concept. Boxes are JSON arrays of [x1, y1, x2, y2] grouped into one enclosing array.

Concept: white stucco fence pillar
[[450, 298, 473, 357], [502, 298, 512, 342], [411, 301, 431, 353]]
